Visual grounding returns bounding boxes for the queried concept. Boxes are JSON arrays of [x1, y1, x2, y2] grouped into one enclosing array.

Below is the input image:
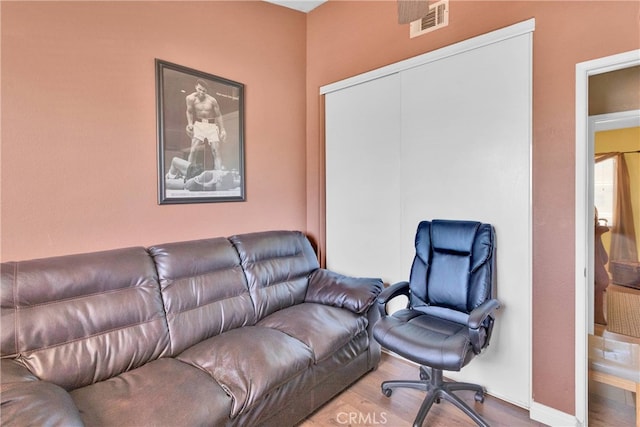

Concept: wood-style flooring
[[589, 380, 636, 427], [300, 352, 543, 427], [300, 351, 637, 426]]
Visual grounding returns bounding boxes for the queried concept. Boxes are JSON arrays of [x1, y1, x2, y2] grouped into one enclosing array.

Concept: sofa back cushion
[[229, 231, 320, 321], [0, 247, 169, 390], [149, 237, 254, 355]]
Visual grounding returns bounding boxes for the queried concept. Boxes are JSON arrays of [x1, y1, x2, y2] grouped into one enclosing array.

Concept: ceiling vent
[[409, 0, 449, 38]]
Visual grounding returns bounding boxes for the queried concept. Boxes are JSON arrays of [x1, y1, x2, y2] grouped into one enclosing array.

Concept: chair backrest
[[408, 220, 495, 315]]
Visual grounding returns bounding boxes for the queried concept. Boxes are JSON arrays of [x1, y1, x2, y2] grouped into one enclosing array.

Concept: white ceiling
[[264, 0, 327, 13]]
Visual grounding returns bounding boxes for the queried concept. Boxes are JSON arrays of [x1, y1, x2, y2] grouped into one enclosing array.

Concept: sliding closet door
[[399, 33, 531, 407], [325, 74, 403, 282], [324, 20, 533, 408]]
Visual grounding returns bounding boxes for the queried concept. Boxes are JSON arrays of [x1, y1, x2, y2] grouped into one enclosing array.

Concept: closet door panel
[[400, 33, 531, 406], [325, 74, 403, 283], [324, 22, 533, 408]]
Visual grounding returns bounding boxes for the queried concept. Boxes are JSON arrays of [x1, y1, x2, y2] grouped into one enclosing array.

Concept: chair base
[[381, 366, 489, 427]]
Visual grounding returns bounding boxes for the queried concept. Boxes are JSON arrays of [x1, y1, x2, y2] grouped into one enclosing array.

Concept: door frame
[[575, 49, 640, 426]]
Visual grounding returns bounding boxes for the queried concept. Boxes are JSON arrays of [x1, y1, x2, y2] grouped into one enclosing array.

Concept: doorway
[[589, 110, 640, 426], [575, 51, 640, 426]]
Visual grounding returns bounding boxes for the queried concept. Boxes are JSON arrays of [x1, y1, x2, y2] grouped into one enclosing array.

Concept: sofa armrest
[[1, 360, 83, 427], [306, 269, 383, 314], [1, 359, 39, 383]]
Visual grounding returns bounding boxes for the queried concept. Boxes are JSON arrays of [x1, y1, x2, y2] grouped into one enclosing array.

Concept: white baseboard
[[530, 401, 580, 427]]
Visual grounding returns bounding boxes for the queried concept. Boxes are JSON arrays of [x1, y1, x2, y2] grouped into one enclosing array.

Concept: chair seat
[[373, 309, 474, 371]]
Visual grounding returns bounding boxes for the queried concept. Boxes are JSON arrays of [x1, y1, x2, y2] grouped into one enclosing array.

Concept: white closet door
[[325, 74, 403, 283], [400, 33, 531, 407], [324, 20, 533, 409]]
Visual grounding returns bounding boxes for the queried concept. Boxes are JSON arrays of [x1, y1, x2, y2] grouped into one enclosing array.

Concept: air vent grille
[[410, 0, 449, 38]]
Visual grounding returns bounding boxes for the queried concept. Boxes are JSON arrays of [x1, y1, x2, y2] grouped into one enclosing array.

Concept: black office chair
[[373, 219, 500, 427]]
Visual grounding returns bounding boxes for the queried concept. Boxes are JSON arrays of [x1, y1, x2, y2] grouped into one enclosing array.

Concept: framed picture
[[156, 59, 245, 204]]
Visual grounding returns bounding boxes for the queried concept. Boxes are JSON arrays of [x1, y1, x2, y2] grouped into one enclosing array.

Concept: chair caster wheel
[[474, 391, 485, 403], [382, 387, 392, 397]]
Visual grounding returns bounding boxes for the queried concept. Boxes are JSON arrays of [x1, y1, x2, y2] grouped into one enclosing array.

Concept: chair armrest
[[468, 298, 501, 329], [306, 269, 383, 314], [468, 298, 501, 354], [376, 281, 410, 317], [1, 360, 84, 426]]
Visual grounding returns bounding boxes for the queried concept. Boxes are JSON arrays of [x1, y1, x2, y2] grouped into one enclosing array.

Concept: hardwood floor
[[589, 380, 636, 427], [301, 352, 544, 427], [300, 321, 639, 426]]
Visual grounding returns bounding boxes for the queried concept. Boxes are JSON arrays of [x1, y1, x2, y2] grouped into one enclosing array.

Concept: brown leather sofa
[[1, 230, 383, 426]]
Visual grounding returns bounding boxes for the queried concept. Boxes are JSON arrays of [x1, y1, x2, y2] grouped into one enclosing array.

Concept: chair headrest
[[430, 220, 481, 254]]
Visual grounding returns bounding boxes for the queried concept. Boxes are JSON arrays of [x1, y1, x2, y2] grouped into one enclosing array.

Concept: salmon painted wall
[[1, 1, 307, 261], [305, 0, 639, 416]]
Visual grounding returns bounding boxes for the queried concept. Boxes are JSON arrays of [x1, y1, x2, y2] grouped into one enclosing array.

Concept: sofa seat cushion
[[70, 358, 232, 427], [177, 326, 314, 418], [258, 303, 368, 363]]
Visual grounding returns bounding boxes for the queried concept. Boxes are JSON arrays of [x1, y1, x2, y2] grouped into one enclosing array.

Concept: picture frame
[[156, 59, 245, 204]]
